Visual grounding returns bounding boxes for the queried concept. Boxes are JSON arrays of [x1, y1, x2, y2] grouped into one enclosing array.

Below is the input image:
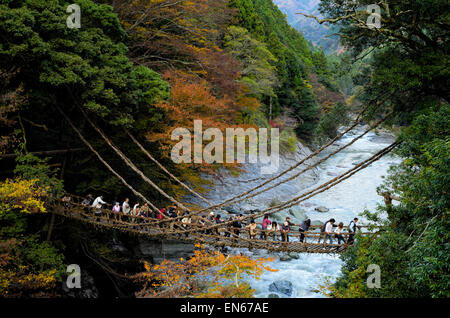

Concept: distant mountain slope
[[273, 0, 319, 22], [273, 0, 341, 53]]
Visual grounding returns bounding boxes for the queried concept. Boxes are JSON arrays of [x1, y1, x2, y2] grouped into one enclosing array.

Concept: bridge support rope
[[55, 105, 160, 212], [201, 114, 391, 211], [139, 115, 393, 227], [73, 141, 396, 234], [78, 106, 189, 211]]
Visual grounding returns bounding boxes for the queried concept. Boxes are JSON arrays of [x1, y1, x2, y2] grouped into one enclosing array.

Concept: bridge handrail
[[48, 196, 377, 246]]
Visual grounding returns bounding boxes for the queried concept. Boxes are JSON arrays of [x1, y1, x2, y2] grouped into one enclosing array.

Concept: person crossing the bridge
[[299, 219, 311, 243], [157, 208, 166, 228], [334, 222, 345, 244], [347, 217, 359, 245], [322, 218, 336, 245], [232, 214, 243, 239], [261, 215, 272, 240], [224, 216, 234, 237], [319, 218, 337, 244], [137, 203, 149, 224], [168, 204, 178, 218], [268, 221, 279, 241], [246, 219, 258, 239], [181, 210, 191, 237], [131, 202, 140, 223], [112, 202, 121, 213], [168, 204, 180, 231], [92, 196, 106, 215], [112, 202, 121, 222], [215, 214, 225, 236], [157, 208, 166, 219], [205, 211, 215, 235], [281, 217, 295, 242], [122, 198, 130, 221], [139, 203, 150, 219], [82, 194, 94, 206]]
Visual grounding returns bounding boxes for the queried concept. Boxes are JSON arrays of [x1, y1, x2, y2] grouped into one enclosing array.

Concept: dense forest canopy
[[312, 0, 449, 298]]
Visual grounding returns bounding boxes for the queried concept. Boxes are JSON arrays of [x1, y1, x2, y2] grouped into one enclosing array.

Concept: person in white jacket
[[92, 196, 106, 214], [122, 198, 130, 214], [324, 218, 336, 245], [130, 202, 140, 223]]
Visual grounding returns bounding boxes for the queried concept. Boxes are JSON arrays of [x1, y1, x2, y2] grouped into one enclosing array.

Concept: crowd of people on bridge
[[79, 194, 361, 245]]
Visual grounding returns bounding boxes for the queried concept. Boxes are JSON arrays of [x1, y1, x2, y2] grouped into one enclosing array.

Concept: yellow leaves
[[0, 268, 57, 296], [0, 178, 49, 214]]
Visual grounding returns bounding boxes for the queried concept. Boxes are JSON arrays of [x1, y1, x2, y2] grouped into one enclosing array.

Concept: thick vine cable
[[126, 130, 213, 204], [125, 129, 233, 216], [162, 142, 398, 235], [186, 104, 376, 214], [121, 141, 398, 235], [78, 106, 189, 211], [49, 141, 391, 246], [55, 105, 160, 212], [194, 142, 399, 234]]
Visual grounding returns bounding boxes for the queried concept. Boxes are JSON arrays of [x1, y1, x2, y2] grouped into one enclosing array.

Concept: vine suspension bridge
[[42, 107, 395, 254]]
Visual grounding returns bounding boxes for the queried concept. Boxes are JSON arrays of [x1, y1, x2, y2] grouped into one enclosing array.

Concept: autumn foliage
[[0, 178, 49, 215], [0, 239, 59, 298], [132, 243, 277, 298], [148, 70, 239, 145], [0, 178, 64, 298]]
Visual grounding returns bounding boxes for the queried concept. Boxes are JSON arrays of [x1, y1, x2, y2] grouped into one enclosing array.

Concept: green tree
[[224, 26, 278, 101], [0, 0, 170, 196], [315, 0, 450, 298], [332, 105, 450, 298]]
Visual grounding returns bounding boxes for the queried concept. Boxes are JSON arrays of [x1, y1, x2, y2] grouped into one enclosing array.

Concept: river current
[[250, 125, 399, 297]]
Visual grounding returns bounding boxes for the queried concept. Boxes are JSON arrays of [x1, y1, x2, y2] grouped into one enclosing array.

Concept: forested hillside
[[0, 0, 341, 297], [274, 0, 341, 53]]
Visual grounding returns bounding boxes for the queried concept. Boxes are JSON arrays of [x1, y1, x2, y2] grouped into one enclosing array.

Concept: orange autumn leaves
[[147, 70, 259, 151], [133, 243, 277, 298]]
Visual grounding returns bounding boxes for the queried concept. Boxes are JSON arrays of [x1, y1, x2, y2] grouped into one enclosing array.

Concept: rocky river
[[187, 123, 399, 298]]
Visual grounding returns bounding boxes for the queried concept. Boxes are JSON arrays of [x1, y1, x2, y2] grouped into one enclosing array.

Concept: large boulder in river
[[271, 213, 286, 223], [269, 280, 294, 296], [315, 206, 329, 213], [288, 208, 307, 221], [138, 239, 194, 263], [222, 206, 238, 214]]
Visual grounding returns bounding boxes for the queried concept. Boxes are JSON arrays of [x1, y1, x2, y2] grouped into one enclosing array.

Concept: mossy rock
[[288, 252, 299, 259]]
